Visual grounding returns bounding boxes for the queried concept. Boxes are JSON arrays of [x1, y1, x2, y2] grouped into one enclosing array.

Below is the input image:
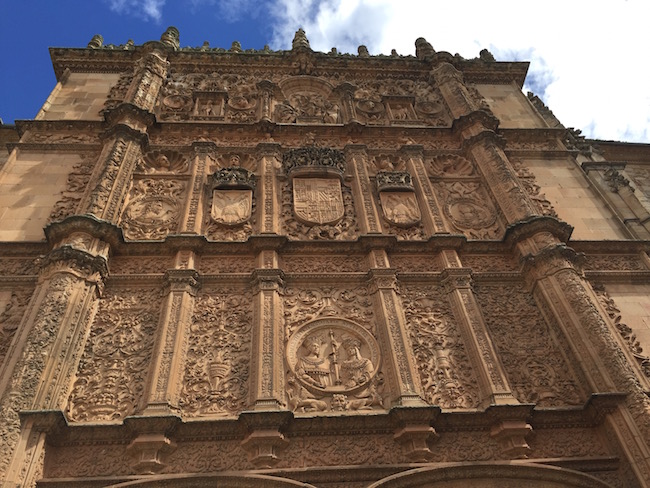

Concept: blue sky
[[2, 0, 649, 143]]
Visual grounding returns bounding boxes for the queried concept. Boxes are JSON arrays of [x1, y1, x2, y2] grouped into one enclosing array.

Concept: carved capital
[[251, 269, 285, 291], [39, 246, 108, 293], [490, 420, 532, 459], [390, 405, 440, 462], [440, 268, 473, 293], [126, 433, 177, 474], [453, 110, 500, 135], [521, 244, 585, 283], [240, 429, 289, 468], [192, 140, 218, 155], [103, 102, 156, 133], [367, 269, 398, 293], [100, 122, 149, 149], [163, 269, 200, 295]]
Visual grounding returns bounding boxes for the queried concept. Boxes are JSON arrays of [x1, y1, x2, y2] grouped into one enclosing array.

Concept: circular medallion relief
[[125, 196, 179, 227], [445, 198, 496, 229], [286, 318, 380, 396]]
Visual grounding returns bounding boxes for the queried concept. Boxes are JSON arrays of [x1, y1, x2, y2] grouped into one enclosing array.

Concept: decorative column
[[257, 80, 277, 122], [345, 144, 382, 234], [250, 250, 285, 410], [180, 141, 216, 234], [0, 227, 109, 486], [400, 144, 448, 233], [142, 251, 200, 416], [78, 33, 173, 223], [334, 82, 358, 123], [439, 250, 518, 407], [516, 230, 650, 483], [257, 143, 282, 234], [367, 258, 425, 407]]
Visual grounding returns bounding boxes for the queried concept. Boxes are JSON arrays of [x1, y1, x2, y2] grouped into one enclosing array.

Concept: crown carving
[[209, 167, 256, 190], [283, 147, 346, 179], [376, 171, 414, 192]]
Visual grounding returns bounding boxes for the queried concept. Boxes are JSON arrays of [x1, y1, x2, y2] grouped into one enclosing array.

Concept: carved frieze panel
[[401, 284, 481, 409], [282, 255, 364, 274], [0, 289, 31, 365], [121, 179, 185, 240], [594, 286, 650, 378], [527, 427, 609, 459], [436, 181, 502, 239], [199, 255, 255, 274], [135, 150, 188, 174], [286, 318, 384, 412], [109, 256, 172, 275], [179, 288, 253, 417], [474, 283, 584, 406], [161, 440, 254, 473], [435, 431, 501, 461], [67, 287, 162, 422], [390, 254, 442, 273], [584, 254, 646, 271], [0, 258, 39, 275], [274, 93, 340, 124], [48, 155, 97, 224], [44, 443, 130, 478], [460, 254, 518, 272], [282, 179, 359, 240]]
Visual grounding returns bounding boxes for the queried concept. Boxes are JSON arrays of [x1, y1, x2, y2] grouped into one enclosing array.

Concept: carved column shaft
[[125, 48, 169, 113], [334, 83, 357, 123], [0, 241, 107, 485], [401, 145, 447, 234], [518, 237, 650, 483], [346, 145, 382, 234], [250, 252, 285, 410], [431, 63, 477, 119], [440, 250, 517, 406], [143, 252, 199, 415], [180, 142, 215, 233], [368, 265, 425, 406], [257, 143, 282, 234]]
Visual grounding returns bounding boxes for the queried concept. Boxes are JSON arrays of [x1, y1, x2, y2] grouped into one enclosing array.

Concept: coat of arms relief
[[205, 166, 256, 240]]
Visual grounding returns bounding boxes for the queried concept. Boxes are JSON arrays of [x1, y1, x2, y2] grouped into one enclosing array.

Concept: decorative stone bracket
[[240, 411, 292, 468]]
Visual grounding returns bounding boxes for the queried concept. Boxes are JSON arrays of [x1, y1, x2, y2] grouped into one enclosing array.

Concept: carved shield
[[211, 189, 252, 226], [380, 191, 421, 227], [293, 178, 344, 225]]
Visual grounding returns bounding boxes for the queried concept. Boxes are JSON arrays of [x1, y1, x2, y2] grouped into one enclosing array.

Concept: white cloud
[[267, 0, 650, 143], [105, 0, 166, 22]]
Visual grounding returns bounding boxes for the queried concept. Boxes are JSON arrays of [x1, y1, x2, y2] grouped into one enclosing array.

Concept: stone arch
[[105, 473, 318, 488], [368, 462, 614, 488]]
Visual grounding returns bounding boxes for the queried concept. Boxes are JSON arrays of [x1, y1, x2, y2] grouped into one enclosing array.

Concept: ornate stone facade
[[0, 27, 649, 488]]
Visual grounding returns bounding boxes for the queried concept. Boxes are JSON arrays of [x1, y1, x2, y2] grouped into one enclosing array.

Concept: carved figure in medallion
[[295, 334, 334, 388], [448, 199, 495, 229], [380, 192, 421, 227], [341, 337, 373, 388], [211, 189, 252, 226], [293, 178, 344, 225]]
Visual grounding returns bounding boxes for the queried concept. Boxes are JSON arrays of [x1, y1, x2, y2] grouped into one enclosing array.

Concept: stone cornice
[[504, 216, 574, 248], [44, 214, 125, 249]]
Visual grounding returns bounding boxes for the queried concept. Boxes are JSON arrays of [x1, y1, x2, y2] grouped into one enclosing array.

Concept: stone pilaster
[[400, 144, 448, 233], [517, 231, 650, 484], [142, 251, 200, 415], [334, 83, 358, 123], [257, 143, 282, 234], [257, 80, 277, 122], [78, 43, 170, 224], [367, 258, 425, 406], [439, 250, 518, 407], [180, 142, 217, 233], [0, 231, 108, 486], [345, 144, 382, 234], [250, 250, 285, 410]]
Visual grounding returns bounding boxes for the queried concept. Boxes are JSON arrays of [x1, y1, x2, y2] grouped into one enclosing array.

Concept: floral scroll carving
[[0, 290, 31, 365], [179, 288, 253, 417], [121, 179, 185, 240], [511, 159, 557, 217], [67, 288, 161, 422], [48, 156, 97, 224], [401, 285, 480, 409], [474, 283, 584, 406]]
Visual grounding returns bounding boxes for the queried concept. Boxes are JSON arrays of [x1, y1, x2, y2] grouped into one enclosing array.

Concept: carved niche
[[282, 147, 359, 240], [204, 166, 256, 241], [179, 287, 253, 417], [401, 284, 480, 409], [120, 179, 185, 240], [135, 150, 188, 174], [474, 283, 584, 406], [67, 288, 161, 422], [273, 76, 341, 124], [286, 318, 384, 412]]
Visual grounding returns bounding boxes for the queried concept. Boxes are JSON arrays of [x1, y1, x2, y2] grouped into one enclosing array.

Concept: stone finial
[[87, 34, 104, 49], [391, 49, 398, 57], [230, 41, 242, 53], [480, 48, 496, 62], [292, 28, 311, 50], [200, 41, 210, 51], [358, 45, 370, 57], [415, 37, 435, 60], [160, 26, 180, 50], [124, 39, 135, 50]]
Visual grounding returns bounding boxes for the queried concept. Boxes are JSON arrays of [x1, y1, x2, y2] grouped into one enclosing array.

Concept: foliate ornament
[[474, 283, 584, 406], [0, 290, 30, 364], [121, 179, 185, 240], [401, 285, 481, 409], [101, 71, 134, 115], [135, 150, 188, 174], [67, 289, 161, 422], [286, 318, 384, 411], [274, 93, 340, 124], [179, 290, 252, 416], [511, 159, 557, 217], [48, 155, 97, 224]]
